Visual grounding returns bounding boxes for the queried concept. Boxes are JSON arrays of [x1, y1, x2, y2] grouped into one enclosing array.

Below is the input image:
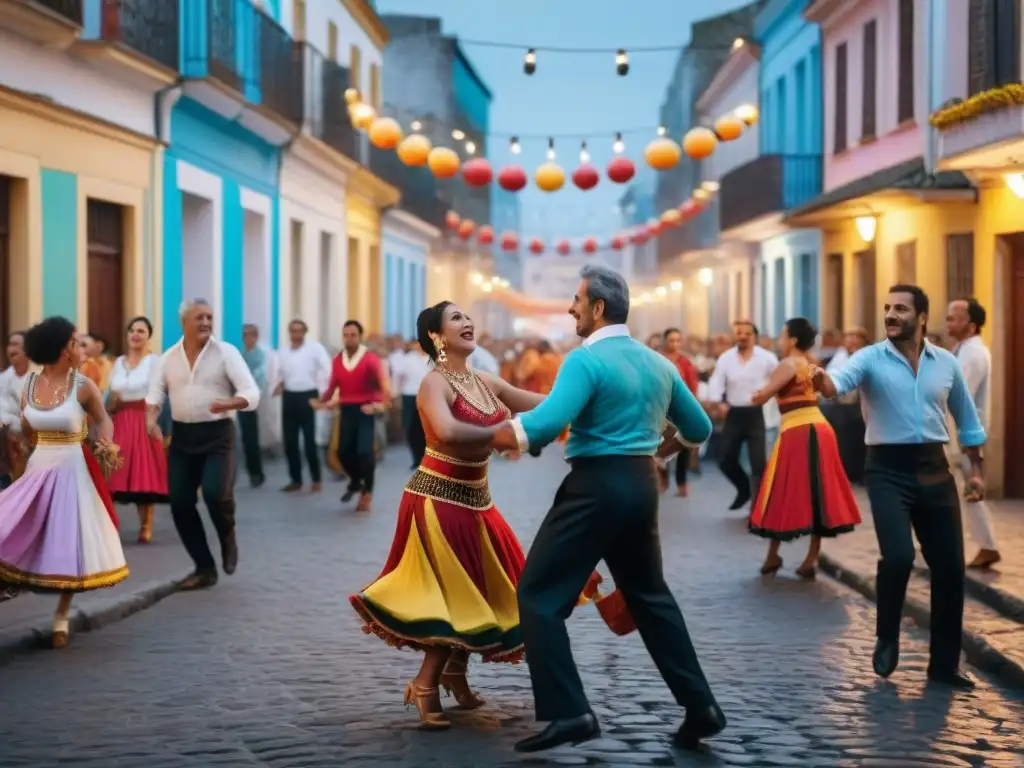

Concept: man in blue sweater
[[492, 264, 725, 753]]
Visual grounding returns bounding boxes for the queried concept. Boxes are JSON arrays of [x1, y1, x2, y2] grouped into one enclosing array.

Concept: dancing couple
[[349, 264, 724, 752]]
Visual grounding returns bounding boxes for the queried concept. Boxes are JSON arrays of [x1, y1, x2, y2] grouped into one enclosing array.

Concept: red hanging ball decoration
[[529, 238, 544, 255], [630, 229, 649, 245], [607, 157, 636, 184], [462, 158, 493, 187], [646, 219, 663, 237], [582, 237, 598, 254], [572, 164, 600, 191], [498, 165, 528, 193], [556, 239, 571, 256], [610, 235, 626, 250], [477, 225, 494, 245], [445, 211, 461, 231], [458, 219, 476, 240], [679, 200, 702, 218], [500, 231, 519, 252]]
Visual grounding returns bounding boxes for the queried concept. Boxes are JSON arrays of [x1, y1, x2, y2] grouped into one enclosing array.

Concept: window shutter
[[896, 240, 917, 284], [968, 0, 995, 95], [898, 0, 915, 123], [946, 234, 975, 302], [862, 21, 877, 140], [993, 0, 1021, 86], [834, 43, 848, 153]]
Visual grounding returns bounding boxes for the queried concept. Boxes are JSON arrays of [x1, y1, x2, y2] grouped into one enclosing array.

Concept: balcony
[[934, 96, 1024, 174], [719, 154, 821, 235], [300, 43, 358, 162], [369, 146, 448, 231], [73, 0, 179, 88], [181, 0, 303, 145], [0, 0, 81, 49]]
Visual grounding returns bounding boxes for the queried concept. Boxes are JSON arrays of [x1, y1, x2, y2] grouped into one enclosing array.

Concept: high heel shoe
[[52, 616, 69, 649], [138, 506, 153, 544], [760, 557, 783, 575], [440, 666, 486, 710], [403, 681, 451, 730], [796, 565, 817, 579]]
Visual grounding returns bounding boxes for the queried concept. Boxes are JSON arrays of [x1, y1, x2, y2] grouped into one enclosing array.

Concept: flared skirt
[[108, 405, 169, 504]]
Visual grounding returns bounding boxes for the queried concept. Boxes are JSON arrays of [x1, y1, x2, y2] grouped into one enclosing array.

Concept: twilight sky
[[375, 0, 756, 238]]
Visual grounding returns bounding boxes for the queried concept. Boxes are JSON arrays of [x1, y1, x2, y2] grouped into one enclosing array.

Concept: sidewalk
[[819, 488, 1024, 688], [0, 507, 193, 663]]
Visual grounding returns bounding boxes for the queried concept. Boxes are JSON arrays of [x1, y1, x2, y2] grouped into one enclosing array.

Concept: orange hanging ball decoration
[[529, 238, 545, 255], [644, 138, 682, 171], [630, 229, 649, 245], [349, 102, 376, 131], [683, 127, 718, 160], [445, 211, 461, 232], [397, 134, 431, 166], [500, 231, 519, 252], [477, 225, 494, 245], [534, 162, 566, 192], [582, 237, 598, 254], [661, 209, 682, 227], [428, 147, 461, 179], [607, 157, 636, 184], [462, 158, 493, 187], [368, 117, 403, 150], [714, 114, 745, 142], [457, 219, 476, 240]]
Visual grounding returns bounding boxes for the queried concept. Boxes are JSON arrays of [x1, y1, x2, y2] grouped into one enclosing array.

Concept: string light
[[465, 141, 476, 155], [510, 136, 521, 154], [524, 48, 537, 75], [657, 125, 666, 136], [613, 132, 625, 154], [410, 120, 422, 131], [616, 49, 629, 76], [579, 141, 590, 164], [732, 38, 745, 51], [546, 137, 556, 161], [701, 180, 720, 192], [452, 128, 465, 140]]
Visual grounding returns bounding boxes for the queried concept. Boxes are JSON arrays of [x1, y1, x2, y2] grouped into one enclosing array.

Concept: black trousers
[[338, 404, 376, 493], [674, 448, 691, 486], [237, 410, 264, 483], [282, 389, 321, 485], [402, 394, 426, 467], [168, 420, 237, 574], [718, 406, 766, 500], [518, 455, 716, 721], [865, 444, 964, 674]]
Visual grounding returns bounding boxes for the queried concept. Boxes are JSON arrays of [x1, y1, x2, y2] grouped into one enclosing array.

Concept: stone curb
[[0, 573, 189, 665], [818, 553, 1024, 691]]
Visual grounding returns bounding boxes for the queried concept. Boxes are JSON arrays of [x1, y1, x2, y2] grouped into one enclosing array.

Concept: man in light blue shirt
[[812, 284, 985, 690], [491, 265, 721, 753]]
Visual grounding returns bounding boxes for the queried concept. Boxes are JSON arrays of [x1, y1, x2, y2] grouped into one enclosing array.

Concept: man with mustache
[[810, 284, 985, 688]]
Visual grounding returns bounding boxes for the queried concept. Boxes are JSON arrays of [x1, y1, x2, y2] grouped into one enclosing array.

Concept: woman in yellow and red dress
[[350, 301, 598, 730], [748, 317, 861, 578]]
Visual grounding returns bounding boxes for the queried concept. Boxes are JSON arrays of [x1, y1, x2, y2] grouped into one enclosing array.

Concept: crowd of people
[[0, 265, 1003, 754]]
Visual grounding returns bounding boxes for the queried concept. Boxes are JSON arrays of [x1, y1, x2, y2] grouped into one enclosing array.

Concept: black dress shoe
[[514, 713, 600, 753], [180, 570, 218, 591], [872, 639, 900, 678], [673, 703, 727, 749], [728, 492, 751, 511], [222, 535, 239, 575], [341, 487, 359, 503], [927, 669, 976, 689]]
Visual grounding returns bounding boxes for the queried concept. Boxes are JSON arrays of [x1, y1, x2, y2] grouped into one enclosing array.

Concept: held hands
[[807, 364, 828, 390], [491, 421, 520, 455], [147, 422, 163, 442], [965, 474, 987, 502]]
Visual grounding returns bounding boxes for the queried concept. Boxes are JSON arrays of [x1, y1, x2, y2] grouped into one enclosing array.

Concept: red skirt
[[107, 401, 169, 504], [749, 406, 861, 541]]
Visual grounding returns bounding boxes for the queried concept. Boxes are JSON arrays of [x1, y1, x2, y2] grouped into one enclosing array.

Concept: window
[[798, 252, 816, 320], [369, 62, 381, 111], [293, 0, 306, 41], [776, 77, 786, 154], [773, 259, 786, 334], [826, 253, 844, 330], [795, 59, 808, 151], [896, 240, 917, 284], [946, 233, 975, 302], [862, 20, 877, 140], [898, 0, 915, 123], [349, 44, 361, 92], [834, 43, 848, 153], [968, 0, 1021, 95], [327, 21, 338, 61], [855, 249, 877, 340]]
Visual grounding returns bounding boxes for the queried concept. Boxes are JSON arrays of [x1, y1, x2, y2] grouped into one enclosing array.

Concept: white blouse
[[109, 354, 157, 402], [0, 367, 31, 432]]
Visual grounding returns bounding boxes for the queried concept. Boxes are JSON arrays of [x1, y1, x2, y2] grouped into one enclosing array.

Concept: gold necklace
[[439, 369, 498, 416], [436, 364, 473, 385]]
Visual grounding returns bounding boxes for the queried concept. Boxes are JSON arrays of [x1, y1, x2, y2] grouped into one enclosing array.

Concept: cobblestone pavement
[[0, 449, 1023, 767]]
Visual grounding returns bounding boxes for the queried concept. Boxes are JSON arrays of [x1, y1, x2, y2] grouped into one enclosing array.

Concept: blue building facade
[[754, 0, 824, 332], [161, 0, 301, 348]]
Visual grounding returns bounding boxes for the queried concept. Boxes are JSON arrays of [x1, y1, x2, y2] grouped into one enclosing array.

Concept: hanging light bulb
[[657, 125, 666, 136], [547, 137, 556, 161], [465, 141, 476, 155], [452, 128, 465, 141], [579, 141, 590, 164], [510, 136, 521, 154], [524, 48, 537, 75], [616, 49, 629, 76], [613, 132, 625, 154], [410, 120, 422, 131]]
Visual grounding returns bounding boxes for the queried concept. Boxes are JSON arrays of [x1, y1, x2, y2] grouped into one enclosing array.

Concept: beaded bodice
[[420, 375, 510, 459]]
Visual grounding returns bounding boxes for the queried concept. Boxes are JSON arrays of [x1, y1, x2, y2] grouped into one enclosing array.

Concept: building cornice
[[340, 0, 390, 51], [289, 133, 357, 185], [383, 207, 441, 243], [0, 86, 159, 151], [803, 0, 857, 29], [347, 166, 400, 207], [696, 45, 760, 117]]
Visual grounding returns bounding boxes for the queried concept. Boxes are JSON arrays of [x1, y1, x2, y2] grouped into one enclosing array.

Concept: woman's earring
[[434, 335, 448, 364]]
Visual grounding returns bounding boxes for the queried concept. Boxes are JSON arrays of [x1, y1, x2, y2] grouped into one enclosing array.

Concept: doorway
[[86, 200, 125, 356], [347, 236, 360, 322], [318, 232, 333, 345], [289, 219, 303, 321], [243, 209, 269, 333], [181, 192, 215, 309], [826, 252, 844, 331], [1004, 232, 1024, 497], [854, 248, 877, 340], [0, 176, 9, 367]]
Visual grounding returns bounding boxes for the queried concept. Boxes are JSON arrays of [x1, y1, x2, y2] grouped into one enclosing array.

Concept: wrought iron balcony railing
[[299, 44, 359, 160], [204, 0, 240, 91], [256, 10, 302, 124], [718, 154, 822, 232], [34, 0, 82, 24], [99, 0, 179, 71]]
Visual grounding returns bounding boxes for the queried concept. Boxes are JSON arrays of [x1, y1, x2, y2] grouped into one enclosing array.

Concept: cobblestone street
[[1, 449, 1023, 767]]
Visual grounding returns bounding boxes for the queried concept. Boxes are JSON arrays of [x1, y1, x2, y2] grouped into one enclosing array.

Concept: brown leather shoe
[[967, 549, 1001, 569], [310, 482, 322, 493], [281, 483, 301, 493], [676, 484, 688, 497], [179, 570, 218, 591], [356, 492, 372, 512]]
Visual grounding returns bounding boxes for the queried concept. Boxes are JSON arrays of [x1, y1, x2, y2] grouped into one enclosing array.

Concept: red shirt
[[322, 350, 385, 405], [664, 352, 699, 395]]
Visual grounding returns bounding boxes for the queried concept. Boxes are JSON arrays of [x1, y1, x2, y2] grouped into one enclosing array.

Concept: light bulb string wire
[[393, 33, 737, 55]]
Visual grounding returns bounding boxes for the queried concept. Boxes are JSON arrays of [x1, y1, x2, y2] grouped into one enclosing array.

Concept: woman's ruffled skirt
[[350, 449, 527, 663], [0, 439, 128, 593], [749, 406, 862, 541], [108, 401, 169, 504]]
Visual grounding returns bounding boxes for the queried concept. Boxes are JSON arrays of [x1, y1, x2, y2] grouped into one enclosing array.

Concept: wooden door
[[855, 248, 877, 339], [86, 200, 124, 355], [896, 240, 917, 284], [826, 253, 844, 331], [1005, 233, 1024, 497], [0, 175, 9, 369]]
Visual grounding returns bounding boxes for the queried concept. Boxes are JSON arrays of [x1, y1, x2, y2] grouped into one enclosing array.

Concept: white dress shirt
[[469, 345, 500, 375], [954, 335, 991, 431], [109, 354, 157, 402], [277, 340, 332, 393], [397, 350, 432, 396], [0, 367, 30, 432], [707, 346, 778, 407], [146, 337, 260, 423]]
